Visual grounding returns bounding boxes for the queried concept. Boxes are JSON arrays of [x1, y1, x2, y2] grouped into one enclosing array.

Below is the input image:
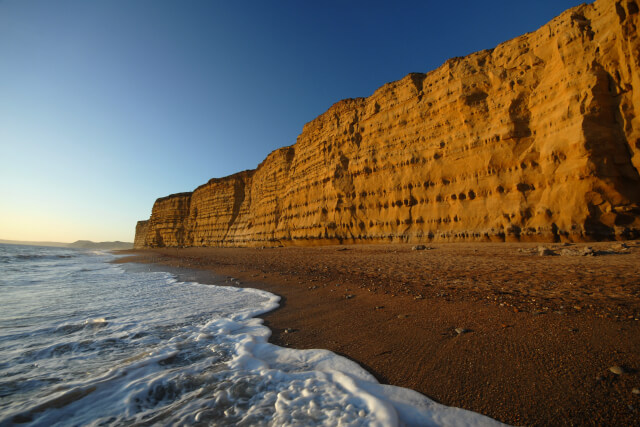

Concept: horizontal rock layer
[[135, 0, 640, 248]]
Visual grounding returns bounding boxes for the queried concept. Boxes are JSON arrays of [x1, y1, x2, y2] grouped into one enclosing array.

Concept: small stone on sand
[[609, 365, 625, 375], [412, 245, 427, 251], [455, 328, 469, 335]]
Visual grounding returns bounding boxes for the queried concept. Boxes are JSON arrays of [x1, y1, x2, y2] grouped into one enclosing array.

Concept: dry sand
[[115, 241, 640, 426]]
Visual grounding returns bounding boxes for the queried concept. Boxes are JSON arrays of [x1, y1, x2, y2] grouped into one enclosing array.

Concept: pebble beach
[[116, 241, 640, 425]]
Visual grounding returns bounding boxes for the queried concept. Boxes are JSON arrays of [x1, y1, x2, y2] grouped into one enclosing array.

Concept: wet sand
[[115, 241, 640, 425]]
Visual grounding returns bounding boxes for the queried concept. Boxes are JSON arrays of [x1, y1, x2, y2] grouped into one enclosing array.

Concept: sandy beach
[[115, 241, 640, 425]]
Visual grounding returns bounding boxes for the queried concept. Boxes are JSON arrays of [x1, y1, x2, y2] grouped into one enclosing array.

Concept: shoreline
[[114, 241, 640, 425]]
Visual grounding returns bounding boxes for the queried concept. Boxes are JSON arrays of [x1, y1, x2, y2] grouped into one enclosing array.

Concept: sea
[[0, 243, 503, 427]]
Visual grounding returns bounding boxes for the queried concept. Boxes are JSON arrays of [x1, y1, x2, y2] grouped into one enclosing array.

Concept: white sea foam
[[0, 244, 506, 426]]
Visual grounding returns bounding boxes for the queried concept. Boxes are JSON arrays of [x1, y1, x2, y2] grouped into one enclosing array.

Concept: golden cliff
[[135, 0, 640, 249]]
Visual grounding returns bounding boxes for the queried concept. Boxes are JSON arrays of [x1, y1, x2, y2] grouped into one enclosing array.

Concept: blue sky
[[0, 0, 583, 243]]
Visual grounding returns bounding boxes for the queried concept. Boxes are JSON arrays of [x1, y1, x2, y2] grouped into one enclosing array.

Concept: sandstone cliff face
[[137, 193, 192, 248], [133, 220, 149, 248], [135, 0, 640, 249]]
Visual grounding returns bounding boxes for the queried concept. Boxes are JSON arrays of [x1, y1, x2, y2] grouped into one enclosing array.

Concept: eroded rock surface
[[135, 0, 640, 248]]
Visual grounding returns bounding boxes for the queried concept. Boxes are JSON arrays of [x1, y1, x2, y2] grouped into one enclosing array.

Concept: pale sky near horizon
[[1, 0, 584, 243]]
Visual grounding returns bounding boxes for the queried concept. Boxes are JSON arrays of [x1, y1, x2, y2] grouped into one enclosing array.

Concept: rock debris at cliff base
[[135, 0, 640, 249]]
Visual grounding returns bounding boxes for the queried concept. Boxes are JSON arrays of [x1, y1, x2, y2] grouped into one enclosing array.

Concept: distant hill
[[67, 240, 133, 250], [0, 239, 133, 250]]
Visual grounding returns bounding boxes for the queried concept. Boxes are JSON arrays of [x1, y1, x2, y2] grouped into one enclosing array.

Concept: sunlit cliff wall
[[135, 0, 640, 248], [137, 193, 192, 248], [133, 220, 149, 248]]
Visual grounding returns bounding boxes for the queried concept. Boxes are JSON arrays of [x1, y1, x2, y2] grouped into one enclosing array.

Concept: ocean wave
[[5, 304, 504, 427], [0, 246, 504, 426], [0, 376, 62, 400], [54, 318, 109, 335], [18, 336, 126, 365], [0, 254, 78, 266], [18, 254, 75, 261]]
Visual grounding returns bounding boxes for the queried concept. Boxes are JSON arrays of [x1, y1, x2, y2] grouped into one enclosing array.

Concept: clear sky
[[0, 0, 584, 243]]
